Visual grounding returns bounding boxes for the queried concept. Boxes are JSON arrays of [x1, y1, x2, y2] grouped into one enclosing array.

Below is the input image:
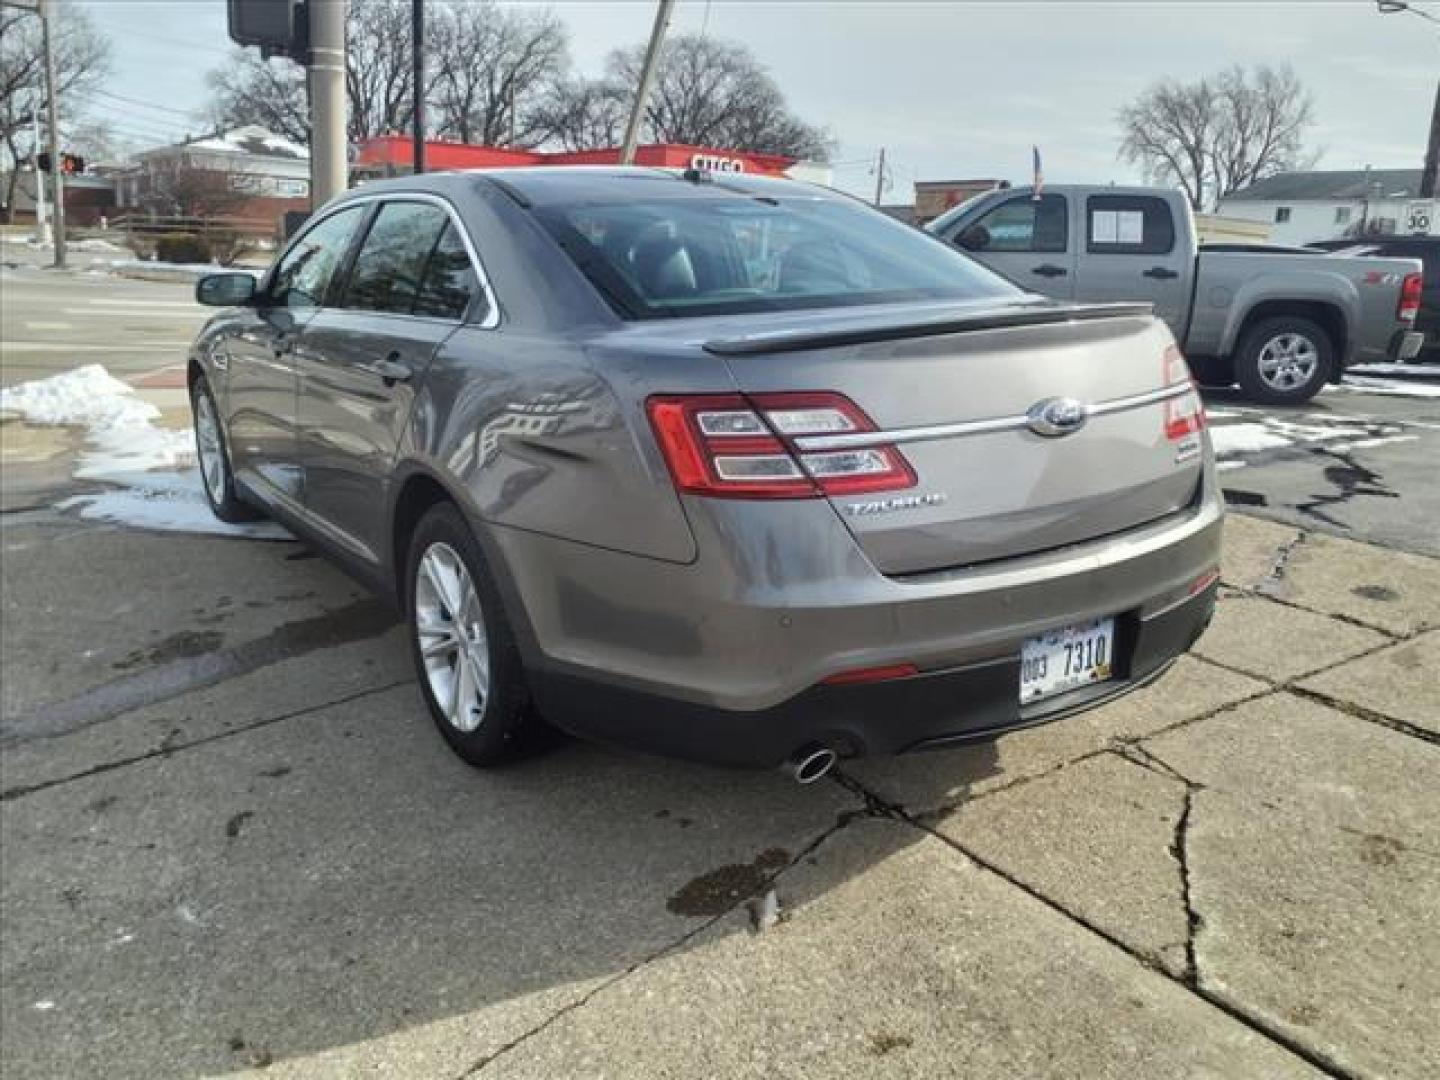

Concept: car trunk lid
[[709, 300, 1205, 575]]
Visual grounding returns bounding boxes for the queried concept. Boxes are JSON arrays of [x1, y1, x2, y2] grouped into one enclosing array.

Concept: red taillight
[[1399, 272, 1423, 322], [646, 392, 915, 499], [1162, 344, 1207, 442]]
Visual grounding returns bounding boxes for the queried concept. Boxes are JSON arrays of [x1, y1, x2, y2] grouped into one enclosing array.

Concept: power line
[[89, 88, 202, 119], [99, 22, 233, 57]]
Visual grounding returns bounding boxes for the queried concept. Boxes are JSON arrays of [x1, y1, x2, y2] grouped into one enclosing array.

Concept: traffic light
[[33, 153, 84, 175], [228, 0, 309, 62]]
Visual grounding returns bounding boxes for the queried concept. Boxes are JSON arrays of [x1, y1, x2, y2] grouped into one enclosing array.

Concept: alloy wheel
[[414, 542, 491, 733], [1256, 333, 1320, 392], [195, 392, 227, 503]]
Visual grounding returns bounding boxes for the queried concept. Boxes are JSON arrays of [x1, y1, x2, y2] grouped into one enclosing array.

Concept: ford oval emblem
[[1025, 397, 1089, 437]]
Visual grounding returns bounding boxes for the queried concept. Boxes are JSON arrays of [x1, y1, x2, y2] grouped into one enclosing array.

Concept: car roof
[[343, 166, 832, 209]]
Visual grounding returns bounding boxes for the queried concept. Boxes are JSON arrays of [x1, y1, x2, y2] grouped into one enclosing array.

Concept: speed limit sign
[[1406, 200, 1434, 235]]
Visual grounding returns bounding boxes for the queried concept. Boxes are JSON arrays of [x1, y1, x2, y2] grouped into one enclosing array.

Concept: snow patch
[[0, 365, 287, 539], [1209, 423, 1292, 455], [1330, 375, 1440, 400]]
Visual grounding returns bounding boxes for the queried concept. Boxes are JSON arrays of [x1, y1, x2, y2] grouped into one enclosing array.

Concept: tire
[[405, 502, 536, 767], [190, 374, 261, 523], [1233, 316, 1334, 406]]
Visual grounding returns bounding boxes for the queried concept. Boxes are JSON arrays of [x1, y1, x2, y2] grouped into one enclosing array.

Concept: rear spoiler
[[703, 302, 1154, 357]]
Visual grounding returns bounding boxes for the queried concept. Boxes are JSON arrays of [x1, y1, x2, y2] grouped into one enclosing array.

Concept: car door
[[1073, 194, 1191, 338], [295, 198, 484, 564], [223, 204, 368, 503], [947, 193, 1074, 299]]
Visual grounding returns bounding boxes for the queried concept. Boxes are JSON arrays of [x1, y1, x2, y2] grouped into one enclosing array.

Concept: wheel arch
[[1226, 299, 1349, 370], [386, 463, 541, 666]]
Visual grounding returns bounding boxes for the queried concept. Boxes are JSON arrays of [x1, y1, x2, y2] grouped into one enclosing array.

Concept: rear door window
[[413, 223, 482, 320], [1085, 195, 1175, 255], [342, 201, 451, 315]]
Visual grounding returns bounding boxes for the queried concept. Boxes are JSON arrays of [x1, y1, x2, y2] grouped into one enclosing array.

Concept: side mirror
[[196, 272, 257, 307], [957, 225, 990, 252]]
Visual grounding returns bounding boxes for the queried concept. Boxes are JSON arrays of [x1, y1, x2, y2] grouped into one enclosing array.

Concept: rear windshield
[[533, 193, 1019, 319]]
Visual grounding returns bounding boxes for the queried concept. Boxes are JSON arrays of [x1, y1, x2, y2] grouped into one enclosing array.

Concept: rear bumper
[[1390, 329, 1426, 362], [532, 582, 1216, 768]]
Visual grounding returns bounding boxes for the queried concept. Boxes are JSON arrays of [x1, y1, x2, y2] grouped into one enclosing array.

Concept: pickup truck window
[[960, 194, 1067, 253], [1085, 195, 1174, 256]]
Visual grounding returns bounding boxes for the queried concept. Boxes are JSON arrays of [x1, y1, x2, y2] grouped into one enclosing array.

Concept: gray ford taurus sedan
[[189, 167, 1222, 781]]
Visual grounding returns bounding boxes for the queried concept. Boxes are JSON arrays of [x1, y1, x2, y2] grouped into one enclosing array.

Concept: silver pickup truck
[[927, 185, 1425, 404]]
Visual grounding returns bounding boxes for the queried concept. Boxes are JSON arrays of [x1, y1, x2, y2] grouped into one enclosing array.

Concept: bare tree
[[207, 53, 309, 146], [531, 76, 627, 152], [1209, 65, 1317, 200], [1119, 64, 1316, 211], [430, 1, 569, 146], [207, 0, 423, 147], [1, 3, 111, 221], [543, 34, 831, 161]]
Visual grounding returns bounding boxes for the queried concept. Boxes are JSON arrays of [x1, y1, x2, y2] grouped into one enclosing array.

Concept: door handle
[[1143, 266, 1179, 280], [372, 353, 412, 386], [1031, 264, 1068, 278]]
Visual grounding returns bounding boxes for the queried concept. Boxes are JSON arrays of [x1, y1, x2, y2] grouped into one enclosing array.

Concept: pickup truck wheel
[[1234, 316, 1333, 406]]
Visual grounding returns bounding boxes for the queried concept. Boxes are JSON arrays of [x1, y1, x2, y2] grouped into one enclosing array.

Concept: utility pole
[[411, 0, 425, 174], [38, 0, 64, 267], [620, 0, 674, 165], [308, 0, 348, 206], [1422, 79, 1439, 199], [873, 147, 887, 207]]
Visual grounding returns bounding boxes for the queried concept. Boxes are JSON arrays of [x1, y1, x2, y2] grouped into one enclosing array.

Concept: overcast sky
[[75, 0, 1439, 199]]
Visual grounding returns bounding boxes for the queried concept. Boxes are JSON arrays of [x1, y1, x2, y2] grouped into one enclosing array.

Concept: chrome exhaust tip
[[785, 745, 838, 785]]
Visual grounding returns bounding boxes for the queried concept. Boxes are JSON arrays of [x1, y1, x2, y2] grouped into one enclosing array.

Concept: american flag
[[1032, 146, 1044, 200]]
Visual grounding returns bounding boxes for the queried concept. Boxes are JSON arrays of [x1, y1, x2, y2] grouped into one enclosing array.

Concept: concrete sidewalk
[[1, 514, 1436, 1079]]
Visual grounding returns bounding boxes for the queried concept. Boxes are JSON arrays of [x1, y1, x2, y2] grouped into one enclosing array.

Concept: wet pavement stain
[[112, 630, 226, 671], [224, 810, 255, 841], [667, 848, 791, 917], [1, 598, 397, 743], [1351, 584, 1400, 602]]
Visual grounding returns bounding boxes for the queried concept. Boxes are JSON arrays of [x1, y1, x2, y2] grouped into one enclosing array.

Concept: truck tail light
[[647, 392, 915, 499], [1399, 272, 1423, 322]]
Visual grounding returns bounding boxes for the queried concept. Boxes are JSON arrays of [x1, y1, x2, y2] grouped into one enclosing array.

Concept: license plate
[[1019, 617, 1115, 704]]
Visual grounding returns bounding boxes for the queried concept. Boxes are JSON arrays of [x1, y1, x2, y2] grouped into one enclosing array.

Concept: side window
[[414, 223, 482, 320], [1086, 195, 1175, 255], [960, 195, 1067, 253], [1275, 206, 1292, 224], [267, 205, 366, 309], [342, 201, 451, 315]]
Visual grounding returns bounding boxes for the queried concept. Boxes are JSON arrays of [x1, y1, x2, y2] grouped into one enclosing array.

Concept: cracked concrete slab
[[933, 752, 1193, 977], [0, 521, 375, 719], [1220, 514, 1304, 592], [845, 655, 1267, 814], [476, 818, 1323, 1079], [1298, 630, 1440, 737], [1192, 591, 1388, 683], [1, 685, 859, 1079], [1143, 694, 1440, 1079], [0, 630, 414, 796], [1273, 531, 1440, 636]]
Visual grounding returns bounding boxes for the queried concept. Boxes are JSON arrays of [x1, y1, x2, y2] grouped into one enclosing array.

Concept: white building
[[1216, 169, 1436, 246], [115, 125, 310, 219]]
